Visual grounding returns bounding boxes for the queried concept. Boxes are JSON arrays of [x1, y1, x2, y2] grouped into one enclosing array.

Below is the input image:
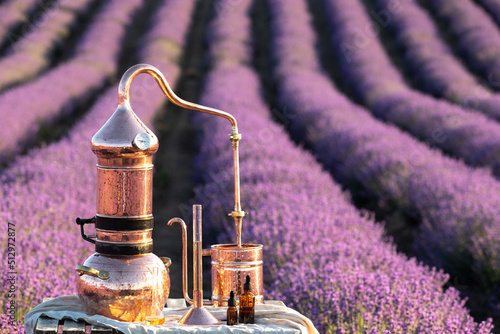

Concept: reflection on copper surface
[[92, 89, 158, 219], [77, 253, 169, 323], [96, 162, 153, 218], [96, 230, 152, 243], [210, 244, 263, 307]]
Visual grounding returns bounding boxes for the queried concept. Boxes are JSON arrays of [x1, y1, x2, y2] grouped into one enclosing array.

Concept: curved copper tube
[[167, 217, 213, 306], [122, 64, 245, 248], [167, 217, 191, 305], [118, 64, 237, 128]]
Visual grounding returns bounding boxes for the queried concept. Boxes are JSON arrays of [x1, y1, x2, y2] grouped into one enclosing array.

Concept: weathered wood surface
[[34, 316, 116, 334]]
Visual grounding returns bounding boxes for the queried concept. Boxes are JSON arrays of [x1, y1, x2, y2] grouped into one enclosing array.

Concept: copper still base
[[76, 253, 170, 322]]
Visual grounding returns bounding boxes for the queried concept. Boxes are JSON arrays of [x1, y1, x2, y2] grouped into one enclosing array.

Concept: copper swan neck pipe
[[119, 64, 246, 248], [118, 64, 238, 127]]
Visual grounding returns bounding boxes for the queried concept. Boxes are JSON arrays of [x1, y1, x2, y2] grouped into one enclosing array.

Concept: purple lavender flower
[[0, 0, 40, 50], [426, 0, 500, 91], [0, 1, 196, 332], [0, 0, 143, 164], [193, 0, 493, 332], [271, 0, 500, 328], [319, 0, 500, 172], [477, 0, 500, 27], [372, 0, 500, 122], [0, 0, 97, 93]]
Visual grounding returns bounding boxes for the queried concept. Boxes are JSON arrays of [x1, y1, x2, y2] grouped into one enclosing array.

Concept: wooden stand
[[34, 316, 117, 334]]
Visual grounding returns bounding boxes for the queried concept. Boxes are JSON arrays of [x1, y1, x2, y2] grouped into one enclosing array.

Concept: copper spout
[[121, 64, 246, 247], [75, 265, 110, 280]]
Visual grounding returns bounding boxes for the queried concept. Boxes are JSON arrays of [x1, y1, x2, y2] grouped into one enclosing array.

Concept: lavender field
[[2, 0, 500, 333]]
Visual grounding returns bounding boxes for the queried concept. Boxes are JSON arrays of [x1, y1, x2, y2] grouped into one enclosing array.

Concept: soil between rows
[[151, 0, 212, 299]]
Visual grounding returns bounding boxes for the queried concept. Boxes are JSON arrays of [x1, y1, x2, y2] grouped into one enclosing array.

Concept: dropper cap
[[244, 275, 252, 291], [228, 291, 235, 307]]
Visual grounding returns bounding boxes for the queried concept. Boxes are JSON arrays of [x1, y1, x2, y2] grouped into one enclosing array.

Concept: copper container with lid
[[209, 243, 263, 306], [75, 65, 172, 324]]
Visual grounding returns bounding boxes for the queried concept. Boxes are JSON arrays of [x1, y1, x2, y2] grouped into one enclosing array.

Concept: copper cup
[[209, 243, 263, 307]]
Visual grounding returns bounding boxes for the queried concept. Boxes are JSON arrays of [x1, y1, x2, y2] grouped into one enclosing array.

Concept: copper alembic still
[[74, 63, 263, 325]]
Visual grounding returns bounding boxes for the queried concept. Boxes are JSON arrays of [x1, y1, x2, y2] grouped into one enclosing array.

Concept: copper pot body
[[210, 243, 263, 306], [77, 253, 170, 322], [96, 156, 153, 219]]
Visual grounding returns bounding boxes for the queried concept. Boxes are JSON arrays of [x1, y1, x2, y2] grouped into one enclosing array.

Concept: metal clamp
[[76, 265, 110, 280], [76, 217, 96, 244]]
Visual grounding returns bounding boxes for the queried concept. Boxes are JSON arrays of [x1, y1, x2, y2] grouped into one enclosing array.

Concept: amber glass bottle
[[227, 290, 238, 325], [239, 275, 255, 324]]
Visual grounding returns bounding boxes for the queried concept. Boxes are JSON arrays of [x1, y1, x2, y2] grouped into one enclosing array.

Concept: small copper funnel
[[178, 307, 221, 326]]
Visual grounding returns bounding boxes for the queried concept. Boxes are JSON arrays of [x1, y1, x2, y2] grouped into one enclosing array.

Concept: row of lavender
[[372, 0, 500, 122], [193, 0, 492, 332], [0, 0, 141, 165], [0, 0, 99, 93], [0, 0, 40, 50], [269, 0, 500, 324], [423, 0, 500, 92], [0, 0, 196, 332], [477, 0, 500, 27], [318, 0, 500, 173]]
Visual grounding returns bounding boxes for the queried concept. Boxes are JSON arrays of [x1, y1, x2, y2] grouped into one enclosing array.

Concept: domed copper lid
[[91, 102, 158, 158]]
